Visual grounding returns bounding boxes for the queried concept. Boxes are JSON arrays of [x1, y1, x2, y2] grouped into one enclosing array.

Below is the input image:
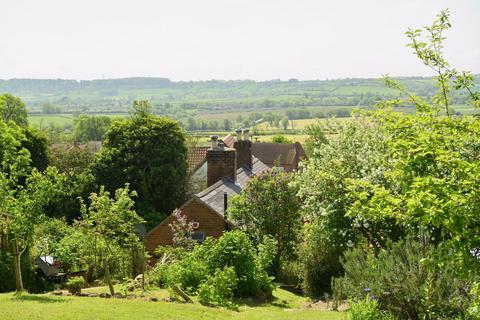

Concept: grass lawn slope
[[0, 288, 343, 320]]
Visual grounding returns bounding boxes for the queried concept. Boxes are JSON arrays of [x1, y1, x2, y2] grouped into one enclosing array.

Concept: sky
[[0, 0, 478, 81]]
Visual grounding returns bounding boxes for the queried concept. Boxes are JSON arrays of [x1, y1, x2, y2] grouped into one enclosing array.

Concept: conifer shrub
[[333, 238, 474, 319]]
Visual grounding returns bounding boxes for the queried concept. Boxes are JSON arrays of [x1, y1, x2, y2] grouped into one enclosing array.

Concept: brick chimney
[[234, 129, 252, 169], [207, 135, 237, 187]]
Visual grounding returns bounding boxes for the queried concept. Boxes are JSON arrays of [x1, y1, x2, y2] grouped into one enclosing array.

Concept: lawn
[[0, 288, 344, 320]]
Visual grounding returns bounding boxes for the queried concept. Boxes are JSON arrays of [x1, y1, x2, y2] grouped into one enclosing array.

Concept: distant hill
[[1, 76, 478, 115]]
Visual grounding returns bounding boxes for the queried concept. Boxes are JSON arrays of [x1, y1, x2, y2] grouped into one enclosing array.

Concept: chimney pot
[[236, 129, 242, 141], [210, 135, 219, 149], [243, 129, 250, 141]]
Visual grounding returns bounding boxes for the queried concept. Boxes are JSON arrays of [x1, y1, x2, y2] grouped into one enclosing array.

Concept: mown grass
[[0, 288, 344, 320]]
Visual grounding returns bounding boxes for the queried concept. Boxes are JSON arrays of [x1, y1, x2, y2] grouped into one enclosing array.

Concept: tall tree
[[0, 94, 28, 127], [92, 104, 188, 227], [0, 119, 64, 293], [21, 127, 49, 172], [73, 115, 112, 143], [229, 170, 301, 272]]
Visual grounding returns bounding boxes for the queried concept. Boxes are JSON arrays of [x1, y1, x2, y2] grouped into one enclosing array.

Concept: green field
[[28, 113, 127, 128], [0, 288, 344, 320]]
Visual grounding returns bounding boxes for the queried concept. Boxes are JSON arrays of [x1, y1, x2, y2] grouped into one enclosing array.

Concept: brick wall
[[207, 148, 236, 186], [233, 140, 252, 169], [144, 198, 228, 255]]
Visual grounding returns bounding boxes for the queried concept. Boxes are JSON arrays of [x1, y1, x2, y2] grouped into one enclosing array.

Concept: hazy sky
[[1, 0, 478, 81]]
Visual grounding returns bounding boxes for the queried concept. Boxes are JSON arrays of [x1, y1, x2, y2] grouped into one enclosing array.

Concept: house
[[144, 129, 307, 255], [250, 141, 306, 172], [144, 130, 271, 254], [187, 132, 307, 176]]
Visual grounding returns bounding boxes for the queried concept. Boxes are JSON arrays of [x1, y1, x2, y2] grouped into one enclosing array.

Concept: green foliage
[[334, 239, 473, 319], [198, 267, 237, 308], [66, 276, 85, 293], [229, 171, 301, 269], [130, 100, 153, 118], [165, 253, 209, 295], [348, 296, 396, 320], [0, 94, 28, 127], [345, 112, 480, 272], [157, 231, 275, 304], [295, 116, 392, 295], [467, 282, 480, 320], [21, 127, 48, 172], [73, 115, 112, 143], [0, 251, 15, 292], [405, 9, 479, 112], [93, 107, 188, 227], [304, 121, 328, 156], [79, 184, 144, 293], [46, 144, 96, 222], [298, 221, 343, 297], [148, 246, 188, 288], [271, 134, 292, 144], [205, 231, 274, 298]]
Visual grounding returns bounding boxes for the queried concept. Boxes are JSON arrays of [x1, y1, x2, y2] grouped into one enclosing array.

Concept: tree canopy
[[92, 109, 188, 227], [0, 94, 28, 127]]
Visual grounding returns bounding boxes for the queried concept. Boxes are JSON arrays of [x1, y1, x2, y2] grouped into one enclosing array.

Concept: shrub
[[148, 246, 188, 288], [333, 238, 473, 319], [198, 267, 237, 308], [298, 221, 343, 296], [466, 282, 480, 320], [348, 295, 396, 320], [165, 254, 208, 295], [155, 231, 275, 302], [205, 230, 274, 298], [0, 251, 15, 293], [66, 276, 84, 294]]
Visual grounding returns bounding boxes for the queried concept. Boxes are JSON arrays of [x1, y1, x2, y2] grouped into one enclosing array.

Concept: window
[[191, 231, 205, 243]]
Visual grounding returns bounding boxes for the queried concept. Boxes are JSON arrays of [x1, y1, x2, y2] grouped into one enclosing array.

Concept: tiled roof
[[251, 142, 306, 165], [196, 156, 270, 215], [188, 134, 233, 174], [223, 134, 235, 148], [187, 146, 209, 173]]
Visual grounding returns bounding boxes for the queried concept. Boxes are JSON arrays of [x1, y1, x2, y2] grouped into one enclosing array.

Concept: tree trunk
[[12, 239, 24, 293], [141, 244, 145, 291], [103, 258, 115, 296]]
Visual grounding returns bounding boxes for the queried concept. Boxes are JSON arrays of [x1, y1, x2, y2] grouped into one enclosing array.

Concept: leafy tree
[[404, 9, 479, 113], [0, 94, 28, 127], [21, 127, 49, 172], [281, 117, 289, 130], [0, 166, 64, 293], [229, 170, 301, 272], [296, 10, 480, 297], [130, 100, 153, 118], [46, 144, 96, 222], [93, 107, 188, 228], [73, 114, 112, 143], [222, 118, 232, 131], [79, 185, 143, 295], [41, 102, 62, 114], [304, 121, 328, 156], [271, 134, 292, 144]]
